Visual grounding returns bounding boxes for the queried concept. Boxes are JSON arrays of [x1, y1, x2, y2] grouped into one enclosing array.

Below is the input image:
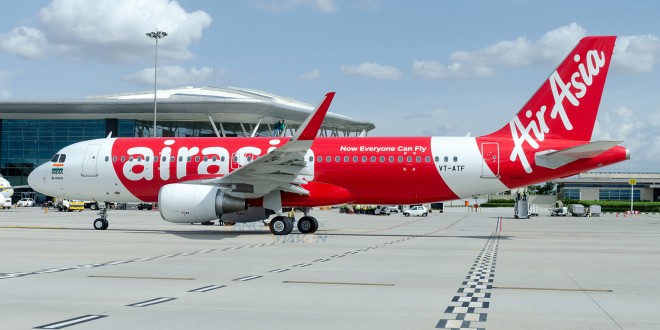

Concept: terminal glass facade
[[1, 120, 106, 186], [563, 188, 581, 200], [599, 189, 641, 201]]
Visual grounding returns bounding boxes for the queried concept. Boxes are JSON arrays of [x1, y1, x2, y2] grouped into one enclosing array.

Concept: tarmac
[[1, 206, 659, 329]]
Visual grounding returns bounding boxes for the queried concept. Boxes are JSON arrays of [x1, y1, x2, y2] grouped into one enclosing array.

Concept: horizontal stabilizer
[[535, 141, 622, 170]]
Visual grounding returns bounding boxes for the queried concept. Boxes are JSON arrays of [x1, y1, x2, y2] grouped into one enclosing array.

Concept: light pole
[[146, 30, 167, 137]]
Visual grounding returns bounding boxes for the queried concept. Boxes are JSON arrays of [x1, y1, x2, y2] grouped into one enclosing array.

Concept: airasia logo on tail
[[509, 49, 607, 173]]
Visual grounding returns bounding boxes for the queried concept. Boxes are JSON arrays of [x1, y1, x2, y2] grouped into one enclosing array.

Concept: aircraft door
[[82, 144, 101, 177], [481, 142, 500, 178]]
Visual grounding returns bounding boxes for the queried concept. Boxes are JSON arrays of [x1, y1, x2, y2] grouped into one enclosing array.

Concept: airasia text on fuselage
[[118, 139, 284, 182]]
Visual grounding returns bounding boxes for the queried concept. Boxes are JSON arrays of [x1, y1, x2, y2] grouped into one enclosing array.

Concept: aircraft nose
[[28, 164, 47, 194]]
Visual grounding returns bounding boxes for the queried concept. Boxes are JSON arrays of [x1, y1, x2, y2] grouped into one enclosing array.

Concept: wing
[[201, 92, 336, 197], [535, 140, 622, 169]]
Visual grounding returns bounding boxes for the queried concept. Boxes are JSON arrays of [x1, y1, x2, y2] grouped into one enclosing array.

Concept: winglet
[[291, 92, 335, 141]]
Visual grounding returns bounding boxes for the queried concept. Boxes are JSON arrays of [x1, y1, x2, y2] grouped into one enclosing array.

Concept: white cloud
[[341, 62, 401, 80], [0, 0, 211, 63], [593, 106, 660, 165], [612, 35, 660, 73], [412, 60, 495, 79], [422, 123, 458, 136], [256, 0, 338, 13], [413, 23, 660, 80], [123, 65, 213, 87], [0, 70, 11, 99], [299, 68, 320, 80], [413, 23, 587, 80], [0, 27, 47, 59]]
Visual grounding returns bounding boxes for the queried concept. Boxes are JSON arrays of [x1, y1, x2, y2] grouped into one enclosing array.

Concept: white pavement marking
[[232, 275, 262, 282], [35, 315, 108, 329], [269, 268, 290, 273], [188, 285, 226, 293], [127, 297, 177, 307]]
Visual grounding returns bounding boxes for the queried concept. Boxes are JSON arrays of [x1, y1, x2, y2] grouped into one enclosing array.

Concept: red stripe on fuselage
[[110, 137, 458, 204]]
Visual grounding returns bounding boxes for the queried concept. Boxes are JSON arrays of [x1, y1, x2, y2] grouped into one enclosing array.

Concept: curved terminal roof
[[0, 86, 375, 133]]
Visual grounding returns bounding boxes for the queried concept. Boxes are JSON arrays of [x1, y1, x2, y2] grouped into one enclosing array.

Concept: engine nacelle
[[158, 183, 246, 223]]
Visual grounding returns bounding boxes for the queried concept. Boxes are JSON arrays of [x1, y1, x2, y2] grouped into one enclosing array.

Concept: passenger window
[[204, 156, 208, 161], [453, 156, 458, 162], [50, 154, 60, 162], [170, 156, 174, 162], [187, 156, 191, 162], [146, 156, 150, 162], [137, 156, 142, 161], [444, 156, 449, 162], [326, 156, 332, 162], [212, 156, 217, 161], [104, 156, 109, 162], [309, 156, 313, 162], [59, 154, 66, 163], [380, 156, 385, 162], [407, 156, 412, 162], [129, 156, 134, 162], [371, 156, 376, 162], [317, 156, 323, 162], [398, 156, 403, 162], [434, 156, 439, 162], [221, 156, 226, 162], [344, 156, 349, 162], [162, 156, 167, 162], [335, 156, 340, 162], [353, 156, 358, 162], [112, 156, 117, 162], [195, 156, 200, 162], [233, 155, 238, 162], [389, 156, 394, 162], [121, 156, 126, 162], [361, 156, 367, 162], [425, 156, 431, 162], [416, 156, 421, 162]]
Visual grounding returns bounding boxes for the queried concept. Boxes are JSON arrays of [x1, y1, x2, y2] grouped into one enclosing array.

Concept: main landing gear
[[268, 215, 319, 235], [93, 203, 109, 230]]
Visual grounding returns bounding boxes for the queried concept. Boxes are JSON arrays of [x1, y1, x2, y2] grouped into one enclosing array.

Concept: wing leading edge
[[202, 92, 336, 197]]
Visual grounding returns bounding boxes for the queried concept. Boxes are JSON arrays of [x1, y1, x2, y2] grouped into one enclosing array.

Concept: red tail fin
[[486, 36, 616, 142]]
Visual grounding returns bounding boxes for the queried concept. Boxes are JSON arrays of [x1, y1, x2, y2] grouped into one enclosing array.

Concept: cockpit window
[[50, 154, 60, 162], [58, 154, 66, 163]]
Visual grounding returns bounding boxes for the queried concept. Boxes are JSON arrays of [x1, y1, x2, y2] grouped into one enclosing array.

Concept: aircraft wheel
[[90, 203, 99, 210], [269, 216, 293, 235], [297, 216, 319, 234], [93, 218, 108, 230]]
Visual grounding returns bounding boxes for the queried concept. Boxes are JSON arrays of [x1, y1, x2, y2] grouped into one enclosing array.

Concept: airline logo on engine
[[509, 49, 606, 173]]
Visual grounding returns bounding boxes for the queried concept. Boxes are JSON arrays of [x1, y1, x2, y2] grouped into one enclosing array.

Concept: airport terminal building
[[555, 172, 660, 202], [0, 86, 374, 196]]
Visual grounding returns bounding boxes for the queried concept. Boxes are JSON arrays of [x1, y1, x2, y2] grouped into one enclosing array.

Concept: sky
[[0, 0, 659, 173]]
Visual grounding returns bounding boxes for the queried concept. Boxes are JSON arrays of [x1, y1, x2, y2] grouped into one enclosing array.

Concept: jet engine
[[158, 183, 246, 223]]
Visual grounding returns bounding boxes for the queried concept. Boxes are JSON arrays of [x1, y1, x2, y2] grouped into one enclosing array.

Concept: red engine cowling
[[158, 184, 246, 223]]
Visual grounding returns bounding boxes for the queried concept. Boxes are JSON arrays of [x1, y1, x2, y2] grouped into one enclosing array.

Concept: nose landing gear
[[93, 202, 109, 230]]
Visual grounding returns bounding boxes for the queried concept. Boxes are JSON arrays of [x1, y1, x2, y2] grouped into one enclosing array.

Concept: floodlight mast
[[146, 30, 168, 137]]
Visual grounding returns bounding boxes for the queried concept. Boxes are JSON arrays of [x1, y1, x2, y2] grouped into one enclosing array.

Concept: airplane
[[1, 175, 14, 199], [28, 36, 628, 235]]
